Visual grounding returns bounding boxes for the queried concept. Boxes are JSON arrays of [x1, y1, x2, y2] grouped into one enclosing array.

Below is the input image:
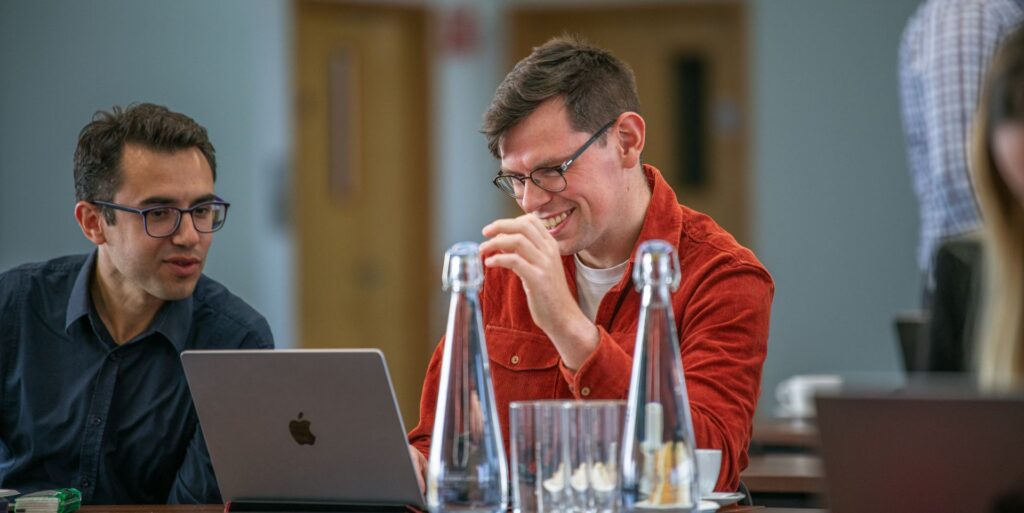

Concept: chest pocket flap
[[485, 325, 560, 371]]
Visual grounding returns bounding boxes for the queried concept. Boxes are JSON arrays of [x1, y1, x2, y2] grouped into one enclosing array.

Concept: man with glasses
[[0, 103, 273, 504], [408, 36, 773, 494]]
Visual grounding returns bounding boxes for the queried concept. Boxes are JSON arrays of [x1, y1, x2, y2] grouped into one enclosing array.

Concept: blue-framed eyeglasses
[[492, 118, 617, 199], [91, 197, 231, 238]]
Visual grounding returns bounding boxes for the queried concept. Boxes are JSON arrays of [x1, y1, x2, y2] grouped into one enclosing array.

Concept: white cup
[[775, 374, 843, 417], [695, 448, 722, 497]]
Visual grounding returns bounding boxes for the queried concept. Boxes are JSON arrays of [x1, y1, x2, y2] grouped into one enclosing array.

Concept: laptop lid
[[816, 390, 1024, 513], [181, 349, 425, 508]]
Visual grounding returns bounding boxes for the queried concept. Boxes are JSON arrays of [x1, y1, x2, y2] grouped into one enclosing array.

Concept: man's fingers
[[479, 232, 545, 264], [482, 216, 532, 238], [408, 445, 427, 494], [483, 214, 550, 243], [483, 252, 533, 280], [484, 253, 550, 289]]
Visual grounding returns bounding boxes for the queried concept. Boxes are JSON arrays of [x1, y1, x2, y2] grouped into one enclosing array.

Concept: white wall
[[752, 0, 923, 411], [0, 0, 294, 345], [429, 0, 510, 335], [432, 0, 508, 255]]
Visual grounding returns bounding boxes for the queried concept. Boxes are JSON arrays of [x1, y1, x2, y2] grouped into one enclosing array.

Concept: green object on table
[[13, 488, 81, 513], [0, 489, 19, 513]]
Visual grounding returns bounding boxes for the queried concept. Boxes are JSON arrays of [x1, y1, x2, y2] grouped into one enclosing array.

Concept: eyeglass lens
[[145, 204, 227, 237], [499, 168, 565, 198]]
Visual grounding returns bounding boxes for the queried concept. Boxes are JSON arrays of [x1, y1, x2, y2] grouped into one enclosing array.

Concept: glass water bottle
[[621, 240, 700, 512], [427, 242, 509, 513]]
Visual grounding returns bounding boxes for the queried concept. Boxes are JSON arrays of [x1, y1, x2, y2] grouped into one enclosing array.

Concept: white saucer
[[634, 500, 719, 513], [698, 500, 720, 513], [702, 492, 745, 506]]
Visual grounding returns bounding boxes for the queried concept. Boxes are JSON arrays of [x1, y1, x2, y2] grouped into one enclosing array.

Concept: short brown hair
[[482, 34, 641, 159], [73, 103, 217, 223]]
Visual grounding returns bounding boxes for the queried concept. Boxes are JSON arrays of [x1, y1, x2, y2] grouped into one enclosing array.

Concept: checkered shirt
[[900, 0, 1024, 276]]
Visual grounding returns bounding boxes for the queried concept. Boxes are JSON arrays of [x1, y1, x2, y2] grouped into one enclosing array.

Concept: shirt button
[[510, 355, 520, 365], [580, 386, 591, 397], [108, 352, 120, 361], [89, 416, 102, 426], [80, 479, 91, 488]]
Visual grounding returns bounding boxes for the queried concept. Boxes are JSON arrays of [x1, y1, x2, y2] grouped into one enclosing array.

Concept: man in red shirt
[[408, 35, 773, 494]]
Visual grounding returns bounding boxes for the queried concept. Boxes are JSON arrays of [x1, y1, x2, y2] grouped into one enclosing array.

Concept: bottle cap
[[443, 241, 484, 292], [632, 239, 681, 292]]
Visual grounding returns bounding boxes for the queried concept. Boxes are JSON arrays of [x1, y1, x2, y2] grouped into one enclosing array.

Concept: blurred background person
[[971, 25, 1024, 390], [900, 0, 1024, 304], [899, 0, 1024, 373]]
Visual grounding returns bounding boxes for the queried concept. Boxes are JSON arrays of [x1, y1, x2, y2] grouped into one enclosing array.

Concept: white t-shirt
[[574, 254, 629, 321]]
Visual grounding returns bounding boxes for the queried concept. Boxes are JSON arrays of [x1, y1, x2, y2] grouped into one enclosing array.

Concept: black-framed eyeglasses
[[91, 197, 231, 238], [493, 118, 617, 199]]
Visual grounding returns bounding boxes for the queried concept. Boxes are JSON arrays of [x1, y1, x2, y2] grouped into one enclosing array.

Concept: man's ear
[[614, 111, 646, 169], [75, 201, 107, 245]]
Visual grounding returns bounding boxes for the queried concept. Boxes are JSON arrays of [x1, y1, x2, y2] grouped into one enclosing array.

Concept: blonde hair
[[971, 26, 1024, 390]]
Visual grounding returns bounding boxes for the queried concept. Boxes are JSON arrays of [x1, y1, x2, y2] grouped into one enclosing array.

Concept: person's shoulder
[[190, 275, 274, 347], [925, 0, 1023, 24], [2, 253, 86, 278], [676, 204, 771, 279], [0, 254, 87, 297]]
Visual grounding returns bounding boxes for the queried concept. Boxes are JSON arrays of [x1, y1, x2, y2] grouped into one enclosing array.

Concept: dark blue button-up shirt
[[0, 251, 274, 504]]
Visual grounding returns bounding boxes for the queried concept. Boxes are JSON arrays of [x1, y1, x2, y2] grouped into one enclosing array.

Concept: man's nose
[[518, 179, 552, 212], [171, 212, 201, 246]]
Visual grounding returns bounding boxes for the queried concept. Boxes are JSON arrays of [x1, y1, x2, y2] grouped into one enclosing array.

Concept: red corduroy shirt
[[409, 164, 773, 492]]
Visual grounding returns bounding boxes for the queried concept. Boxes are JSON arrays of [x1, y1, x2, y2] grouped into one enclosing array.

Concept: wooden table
[[750, 418, 820, 453], [77, 507, 825, 513], [81, 507, 222, 513], [741, 454, 825, 495]]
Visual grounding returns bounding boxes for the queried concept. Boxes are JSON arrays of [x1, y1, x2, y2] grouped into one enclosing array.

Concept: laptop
[[815, 390, 1024, 513], [181, 349, 425, 510]]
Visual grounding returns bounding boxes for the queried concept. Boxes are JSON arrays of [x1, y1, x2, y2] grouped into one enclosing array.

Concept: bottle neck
[[640, 283, 673, 308], [445, 287, 483, 349], [449, 283, 481, 294]]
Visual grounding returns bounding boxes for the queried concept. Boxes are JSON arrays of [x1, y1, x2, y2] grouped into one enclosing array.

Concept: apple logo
[[289, 412, 316, 445]]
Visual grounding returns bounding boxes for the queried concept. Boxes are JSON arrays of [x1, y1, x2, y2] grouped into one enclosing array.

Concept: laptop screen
[[182, 349, 425, 509], [816, 390, 1024, 513]]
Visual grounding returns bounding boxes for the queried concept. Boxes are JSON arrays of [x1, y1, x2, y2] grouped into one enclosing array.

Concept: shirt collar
[[65, 249, 97, 330], [151, 294, 193, 353], [65, 249, 194, 352]]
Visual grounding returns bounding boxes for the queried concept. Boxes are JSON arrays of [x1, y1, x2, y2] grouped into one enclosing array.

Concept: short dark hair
[[482, 34, 641, 159], [73, 103, 217, 223]]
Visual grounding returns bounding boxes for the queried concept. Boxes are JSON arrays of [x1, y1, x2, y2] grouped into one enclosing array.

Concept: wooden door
[[511, 2, 750, 245], [295, 1, 432, 428]]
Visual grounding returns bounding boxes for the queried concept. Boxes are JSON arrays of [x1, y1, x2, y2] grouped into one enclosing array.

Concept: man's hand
[[480, 214, 599, 369], [408, 444, 427, 493]]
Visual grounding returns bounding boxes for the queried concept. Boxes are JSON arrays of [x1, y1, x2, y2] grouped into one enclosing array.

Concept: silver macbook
[[181, 349, 425, 509], [816, 389, 1024, 513]]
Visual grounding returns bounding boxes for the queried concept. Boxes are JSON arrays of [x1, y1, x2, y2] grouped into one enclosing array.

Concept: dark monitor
[[816, 389, 1024, 513]]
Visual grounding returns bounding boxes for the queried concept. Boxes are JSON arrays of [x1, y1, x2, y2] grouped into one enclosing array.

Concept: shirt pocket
[[484, 325, 562, 403]]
